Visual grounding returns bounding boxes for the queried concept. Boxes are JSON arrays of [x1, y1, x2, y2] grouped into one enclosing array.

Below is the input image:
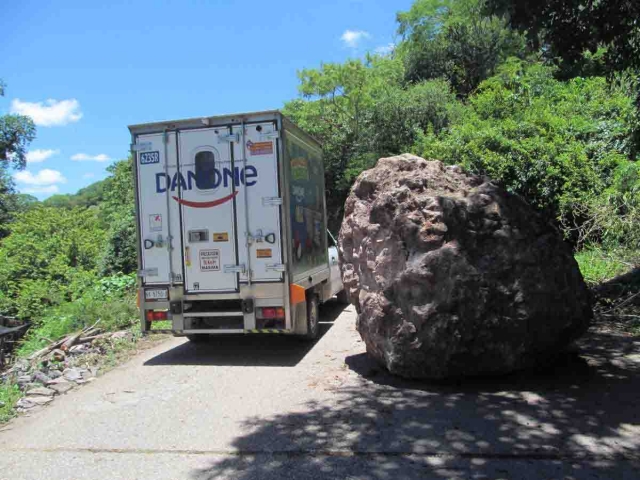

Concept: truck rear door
[[135, 132, 183, 286], [178, 127, 238, 292], [232, 122, 283, 283]]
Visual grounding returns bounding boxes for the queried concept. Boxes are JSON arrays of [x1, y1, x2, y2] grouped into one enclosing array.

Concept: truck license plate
[[145, 289, 168, 300]]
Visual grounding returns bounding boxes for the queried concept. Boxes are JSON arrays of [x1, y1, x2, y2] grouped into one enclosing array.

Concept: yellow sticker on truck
[[256, 248, 272, 258], [212, 232, 229, 242]]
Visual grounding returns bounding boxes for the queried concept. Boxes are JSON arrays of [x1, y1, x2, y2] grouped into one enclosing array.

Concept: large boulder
[[339, 154, 592, 379]]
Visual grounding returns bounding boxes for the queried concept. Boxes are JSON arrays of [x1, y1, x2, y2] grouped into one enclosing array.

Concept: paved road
[[0, 300, 639, 479]]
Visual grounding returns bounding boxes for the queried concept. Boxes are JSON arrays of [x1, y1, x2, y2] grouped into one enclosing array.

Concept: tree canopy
[[485, 0, 640, 77], [0, 80, 36, 170]]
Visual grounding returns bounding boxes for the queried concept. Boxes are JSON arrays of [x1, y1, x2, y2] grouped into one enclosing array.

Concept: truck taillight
[[256, 307, 285, 319], [146, 310, 169, 322]]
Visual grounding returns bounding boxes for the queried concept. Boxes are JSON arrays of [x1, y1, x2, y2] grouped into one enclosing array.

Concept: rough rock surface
[[338, 154, 592, 379]]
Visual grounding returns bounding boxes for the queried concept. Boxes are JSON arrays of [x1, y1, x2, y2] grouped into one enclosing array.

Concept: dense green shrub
[[16, 273, 138, 356], [99, 158, 137, 275], [568, 161, 640, 250], [416, 59, 638, 224], [0, 206, 106, 319]]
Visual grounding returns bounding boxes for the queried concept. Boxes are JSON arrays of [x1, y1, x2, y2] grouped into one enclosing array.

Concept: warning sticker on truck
[[149, 214, 162, 232], [247, 140, 273, 156], [199, 249, 220, 271]]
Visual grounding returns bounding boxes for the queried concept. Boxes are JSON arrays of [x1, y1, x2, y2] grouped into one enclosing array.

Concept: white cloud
[[11, 98, 82, 127], [26, 149, 60, 164], [71, 153, 111, 162], [22, 185, 60, 194], [341, 29, 371, 48], [374, 43, 395, 55], [83, 173, 96, 179], [14, 169, 67, 186]]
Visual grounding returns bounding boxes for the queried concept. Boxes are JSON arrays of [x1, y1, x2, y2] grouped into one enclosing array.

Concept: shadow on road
[[143, 299, 348, 368], [190, 326, 640, 479]]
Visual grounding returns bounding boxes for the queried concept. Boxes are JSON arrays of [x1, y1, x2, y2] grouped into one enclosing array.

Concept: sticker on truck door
[[247, 140, 273, 156], [199, 249, 221, 272], [149, 214, 163, 232]]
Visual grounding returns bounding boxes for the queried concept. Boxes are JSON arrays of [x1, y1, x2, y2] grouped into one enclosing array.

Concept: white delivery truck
[[129, 110, 344, 341]]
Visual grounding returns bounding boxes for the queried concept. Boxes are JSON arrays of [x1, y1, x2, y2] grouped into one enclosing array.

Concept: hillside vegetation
[[0, 0, 639, 362]]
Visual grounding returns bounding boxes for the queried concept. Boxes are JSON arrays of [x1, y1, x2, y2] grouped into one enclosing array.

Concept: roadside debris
[[1, 327, 133, 413]]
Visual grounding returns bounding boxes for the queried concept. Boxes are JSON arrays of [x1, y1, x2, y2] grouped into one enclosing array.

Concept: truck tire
[[336, 289, 349, 305], [303, 295, 319, 340]]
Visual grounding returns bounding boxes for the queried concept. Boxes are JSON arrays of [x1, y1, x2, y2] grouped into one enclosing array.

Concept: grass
[[0, 382, 21, 423], [575, 247, 637, 285], [576, 246, 640, 336], [149, 320, 172, 331], [16, 292, 138, 358]]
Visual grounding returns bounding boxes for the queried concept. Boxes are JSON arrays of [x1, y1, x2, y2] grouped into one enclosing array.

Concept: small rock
[[48, 380, 74, 394], [14, 359, 30, 372], [111, 331, 130, 340], [24, 395, 52, 406], [62, 368, 83, 382], [27, 386, 56, 397], [16, 398, 37, 409], [0, 400, 5, 407], [625, 354, 640, 363], [52, 349, 66, 362], [69, 344, 90, 354], [17, 375, 32, 385], [33, 371, 51, 385], [46, 376, 70, 386], [48, 370, 62, 379]]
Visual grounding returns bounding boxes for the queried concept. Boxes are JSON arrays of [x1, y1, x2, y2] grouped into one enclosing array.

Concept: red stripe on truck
[[171, 191, 238, 208]]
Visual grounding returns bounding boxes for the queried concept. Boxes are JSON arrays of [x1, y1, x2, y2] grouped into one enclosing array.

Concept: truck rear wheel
[[303, 295, 319, 340]]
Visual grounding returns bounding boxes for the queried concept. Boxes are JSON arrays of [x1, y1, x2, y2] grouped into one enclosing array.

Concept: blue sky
[[1, 0, 412, 199]]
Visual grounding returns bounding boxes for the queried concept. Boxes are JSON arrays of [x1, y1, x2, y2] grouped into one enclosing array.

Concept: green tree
[[13, 193, 39, 211], [284, 56, 458, 229], [486, 0, 640, 76], [0, 80, 37, 237], [0, 80, 36, 170], [0, 206, 106, 319], [0, 168, 18, 237], [43, 180, 108, 209], [397, 0, 526, 95], [99, 157, 137, 275]]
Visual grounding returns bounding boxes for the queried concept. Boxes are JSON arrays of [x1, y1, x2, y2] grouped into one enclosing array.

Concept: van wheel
[[336, 289, 349, 305], [303, 295, 319, 340], [187, 334, 209, 343]]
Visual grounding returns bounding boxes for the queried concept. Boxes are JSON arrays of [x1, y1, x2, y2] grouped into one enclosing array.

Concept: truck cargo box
[[129, 111, 342, 338]]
